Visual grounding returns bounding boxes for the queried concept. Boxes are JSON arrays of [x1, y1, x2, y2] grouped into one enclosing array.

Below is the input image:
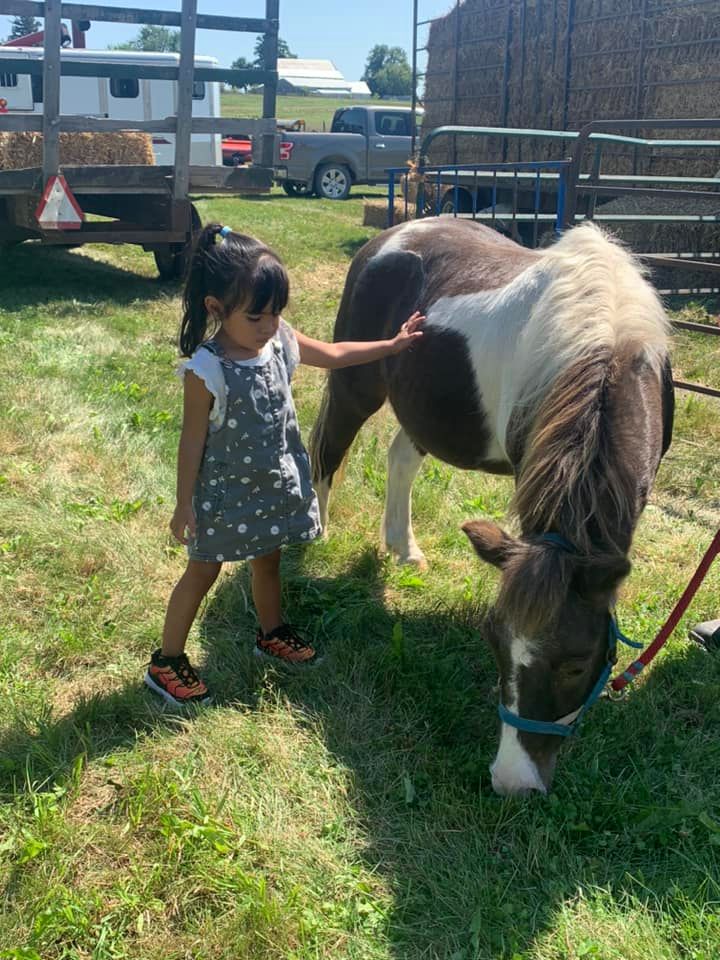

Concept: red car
[[222, 136, 252, 166]]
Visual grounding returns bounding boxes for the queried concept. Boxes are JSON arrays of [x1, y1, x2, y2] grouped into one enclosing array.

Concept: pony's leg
[[382, 427, 426, 567], [310, 368, 386, 533]]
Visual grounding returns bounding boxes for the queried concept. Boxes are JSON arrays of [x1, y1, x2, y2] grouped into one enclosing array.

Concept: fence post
[[261, 0, 279, 169], [173, 0, 198, 201], [42, 0, 62, 184]]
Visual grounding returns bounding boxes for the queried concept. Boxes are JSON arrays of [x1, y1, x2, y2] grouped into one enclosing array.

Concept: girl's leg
[[161, 559, 222, 657], [250, 550, 317, 664], [249, 549, 282, 635]]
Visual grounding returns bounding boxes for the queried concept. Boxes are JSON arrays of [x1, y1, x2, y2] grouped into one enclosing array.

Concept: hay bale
[[363, 199, 412, 229], [0, 131, 155, 170], [422, 0, 720, 178]]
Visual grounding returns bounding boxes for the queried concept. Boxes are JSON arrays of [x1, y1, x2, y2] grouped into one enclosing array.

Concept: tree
[[230, 56, 254, 91], [112, 25, 181, 53], [373, 61, 413, 99], [253, 35, 296, 67], [362, 45, 412, 96], [8, 15, 41, 40]]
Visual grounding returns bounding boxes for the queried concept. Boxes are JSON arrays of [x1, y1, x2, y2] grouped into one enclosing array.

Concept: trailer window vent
[[110, 77, 139, 99], [0, 73, 18, 88]]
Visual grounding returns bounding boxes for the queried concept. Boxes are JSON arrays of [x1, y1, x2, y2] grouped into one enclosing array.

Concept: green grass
[[220, 91, 409, 132], [1, 194, 719, 960]]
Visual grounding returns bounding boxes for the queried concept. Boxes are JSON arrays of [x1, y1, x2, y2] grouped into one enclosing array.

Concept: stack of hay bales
[[0, 131, 155, 169], [422, 0, 720, 178]]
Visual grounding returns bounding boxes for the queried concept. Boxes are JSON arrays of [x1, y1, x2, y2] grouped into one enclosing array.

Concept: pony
[[310, 218, 674, 796]]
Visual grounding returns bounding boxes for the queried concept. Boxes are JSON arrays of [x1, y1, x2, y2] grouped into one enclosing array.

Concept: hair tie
[[219, 226, 232, 240]]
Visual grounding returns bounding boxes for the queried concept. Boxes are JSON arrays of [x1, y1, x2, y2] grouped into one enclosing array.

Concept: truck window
[[332, 108, 366, 135], [110, 78, 139, 99], [0, 73, 18, 88], [374, 112, 411, 137], [192, 80, 206, 100], [31, 74, 43, 104]]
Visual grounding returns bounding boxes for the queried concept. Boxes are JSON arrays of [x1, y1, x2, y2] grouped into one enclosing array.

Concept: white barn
[[277, 59, 370, 98]]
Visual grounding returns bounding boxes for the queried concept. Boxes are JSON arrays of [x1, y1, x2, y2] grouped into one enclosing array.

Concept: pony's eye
[[557, 659, 587, 681]]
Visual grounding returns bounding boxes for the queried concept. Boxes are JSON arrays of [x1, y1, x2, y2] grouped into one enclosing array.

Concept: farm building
[[420, 0, 720, 175], [277, 58, 370, 97]]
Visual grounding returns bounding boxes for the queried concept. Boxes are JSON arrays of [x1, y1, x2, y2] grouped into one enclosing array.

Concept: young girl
[[145, 224, 424, 705]]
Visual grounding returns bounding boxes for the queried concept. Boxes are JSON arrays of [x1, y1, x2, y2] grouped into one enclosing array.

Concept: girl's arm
[[295, 310, 425, 370], [170, 370, 213, 545]]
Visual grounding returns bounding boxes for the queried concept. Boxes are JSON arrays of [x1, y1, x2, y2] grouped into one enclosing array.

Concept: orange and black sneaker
[[144, 650, 212, 705], [255, 624, 320, 666]]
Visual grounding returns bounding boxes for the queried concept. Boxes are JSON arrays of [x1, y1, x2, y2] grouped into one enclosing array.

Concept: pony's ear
[[574, 556, 632, 608], [461, 520, 516, 569]]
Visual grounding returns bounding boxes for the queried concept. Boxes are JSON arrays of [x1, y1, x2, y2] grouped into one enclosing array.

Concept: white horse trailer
[[0, 47, 222, 166]]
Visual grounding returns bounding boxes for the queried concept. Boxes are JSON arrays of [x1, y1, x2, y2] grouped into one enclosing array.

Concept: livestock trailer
[[0, 0, 280, 278]]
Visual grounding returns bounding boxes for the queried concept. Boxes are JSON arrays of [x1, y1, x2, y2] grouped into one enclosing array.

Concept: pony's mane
[[510, 224, 669, 557]]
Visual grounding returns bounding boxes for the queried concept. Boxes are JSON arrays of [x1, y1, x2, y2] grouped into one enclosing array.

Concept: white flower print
[[228, 418, 237, 428], [216, 554, 224, 561], [202, 501, 212, 511], [210, 479, 217, 487], [238, 524, 247, 533], [243, 456, 252, 464], [273, 480, 282, 489], [264, 413, 273, 423], [207, 528, 215, 535], [241, 477, 250, 484], [270, 525, 279, 535]]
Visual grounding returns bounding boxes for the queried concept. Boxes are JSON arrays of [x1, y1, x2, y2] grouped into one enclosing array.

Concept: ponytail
[[178, 223, 290, 357], [179, 223, 224, 357]]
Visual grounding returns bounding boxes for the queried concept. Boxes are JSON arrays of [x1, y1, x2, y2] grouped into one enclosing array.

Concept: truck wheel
[[315, 163, 352, 200], [440, 189, 474, 215], [282, 181, 313, 197], [154, 204, 202, 280], [154, 245, 177, 280]]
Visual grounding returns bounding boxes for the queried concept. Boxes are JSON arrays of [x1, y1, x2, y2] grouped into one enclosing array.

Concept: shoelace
[[167, 654, 202, 687], [268, 625, 310, 651]]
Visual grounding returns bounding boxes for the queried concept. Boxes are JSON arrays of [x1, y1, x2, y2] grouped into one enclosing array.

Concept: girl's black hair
[[179, 223, 290, 356]]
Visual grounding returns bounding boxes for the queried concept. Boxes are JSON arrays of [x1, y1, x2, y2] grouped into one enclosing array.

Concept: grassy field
[[220, 92, 409, 131], [1, 192, 719, 960]]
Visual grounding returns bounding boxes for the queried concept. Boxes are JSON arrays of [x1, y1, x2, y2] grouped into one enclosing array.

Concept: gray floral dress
[[180, 320, 322, 563]]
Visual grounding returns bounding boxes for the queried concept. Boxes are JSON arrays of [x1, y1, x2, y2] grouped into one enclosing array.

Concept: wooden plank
[[0, 1, 269, 32], [0, 115, 276, 136], [188, 164, 273, 193], [63, 164, 173, 190], [173, 0, 198, 201], [0, 56, 270, 88], [40, 228, 187, 244], [42, 0, 62, 182]]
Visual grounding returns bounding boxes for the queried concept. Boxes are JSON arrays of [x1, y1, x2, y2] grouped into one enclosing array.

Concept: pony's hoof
[[395, 549, 428, 570]]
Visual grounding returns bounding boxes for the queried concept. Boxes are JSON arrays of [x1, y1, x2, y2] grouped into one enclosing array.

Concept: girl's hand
[[170, 502, 196, 545], [390, 310, 425, 354]]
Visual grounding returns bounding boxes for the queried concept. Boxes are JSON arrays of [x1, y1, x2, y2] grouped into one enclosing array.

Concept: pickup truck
[[275, 105, 418, 200]]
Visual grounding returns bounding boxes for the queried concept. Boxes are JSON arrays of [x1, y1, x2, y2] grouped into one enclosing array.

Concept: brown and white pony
[[310, 218, 674, 796]]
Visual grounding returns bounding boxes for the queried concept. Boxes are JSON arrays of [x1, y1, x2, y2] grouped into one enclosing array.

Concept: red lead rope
[[611, 529, 720, 692]]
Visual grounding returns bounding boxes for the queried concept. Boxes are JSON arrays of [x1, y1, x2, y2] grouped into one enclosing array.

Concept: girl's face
[[206, 296, 281, 354]]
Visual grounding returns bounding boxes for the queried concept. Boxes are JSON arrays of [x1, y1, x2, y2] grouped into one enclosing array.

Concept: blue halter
[[497, 534, 642, 738]]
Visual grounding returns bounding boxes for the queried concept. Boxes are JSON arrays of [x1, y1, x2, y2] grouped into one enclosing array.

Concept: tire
[[314, 163, 352, 200], [282, 181, 313, 197], [154, 204, 202, 280], [440, 189, 474, 215]]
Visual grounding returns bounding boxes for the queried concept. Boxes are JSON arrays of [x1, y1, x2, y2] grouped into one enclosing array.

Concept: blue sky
[[1, 0, 451, 80]]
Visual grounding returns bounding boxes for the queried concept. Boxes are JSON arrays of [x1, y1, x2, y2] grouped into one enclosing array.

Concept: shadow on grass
[[199, 544, 720, 960], [0, 243, 175, 308], [2, 541, 717, 959]]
